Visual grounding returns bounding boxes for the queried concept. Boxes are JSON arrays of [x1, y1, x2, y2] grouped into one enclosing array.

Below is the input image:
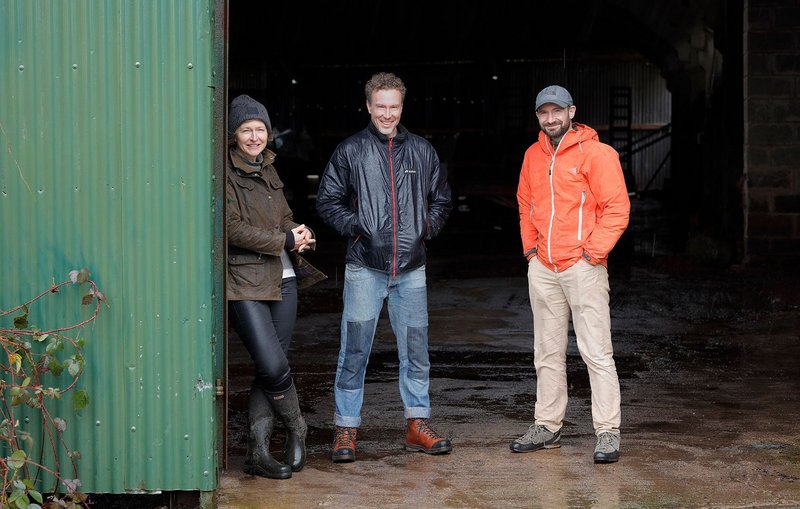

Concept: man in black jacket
[[316, 72, 453, 463]]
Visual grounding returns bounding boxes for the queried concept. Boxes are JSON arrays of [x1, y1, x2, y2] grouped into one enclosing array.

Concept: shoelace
[[520, 424, 550, 443], [414, 419, 441, 440], [334, 427, 356, 448], [597, 433, 617, 450]]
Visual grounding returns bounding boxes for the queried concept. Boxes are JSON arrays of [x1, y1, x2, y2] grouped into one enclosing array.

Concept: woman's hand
[[291, 224, 316, 253]]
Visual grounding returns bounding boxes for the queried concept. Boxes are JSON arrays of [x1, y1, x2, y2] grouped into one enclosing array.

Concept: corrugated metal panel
[[1, 0, 223, 493]]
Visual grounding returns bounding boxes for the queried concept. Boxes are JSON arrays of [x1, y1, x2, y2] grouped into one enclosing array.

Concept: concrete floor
[[218, 198, 800, 509]]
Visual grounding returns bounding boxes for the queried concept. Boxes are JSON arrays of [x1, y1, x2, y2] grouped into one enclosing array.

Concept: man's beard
[[542, 121, 570, 141]]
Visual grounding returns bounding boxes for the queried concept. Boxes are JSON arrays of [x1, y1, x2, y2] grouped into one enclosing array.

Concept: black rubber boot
[[269, 384, 307, 472], [244, 386, 292, 479]]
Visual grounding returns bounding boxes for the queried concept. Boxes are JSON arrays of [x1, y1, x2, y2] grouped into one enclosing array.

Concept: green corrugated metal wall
[[0, 0, 225, 493]]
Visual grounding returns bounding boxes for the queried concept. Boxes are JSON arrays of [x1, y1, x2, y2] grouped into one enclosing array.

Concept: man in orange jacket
[[512, 85, 630, 463]]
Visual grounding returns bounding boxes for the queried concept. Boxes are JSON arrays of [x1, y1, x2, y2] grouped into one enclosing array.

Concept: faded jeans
[[528, 258, 621, 434], [334, 264, 431, 428]]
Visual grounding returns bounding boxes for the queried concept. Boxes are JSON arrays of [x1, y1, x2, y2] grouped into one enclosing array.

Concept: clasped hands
[[291, 224, 316, 253]]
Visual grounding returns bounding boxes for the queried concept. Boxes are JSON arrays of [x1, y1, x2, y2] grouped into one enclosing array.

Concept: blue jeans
[[334, 264, 431, 427]]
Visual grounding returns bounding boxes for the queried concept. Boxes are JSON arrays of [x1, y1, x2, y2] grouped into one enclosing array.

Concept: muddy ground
[[216, 196, 800, 509]]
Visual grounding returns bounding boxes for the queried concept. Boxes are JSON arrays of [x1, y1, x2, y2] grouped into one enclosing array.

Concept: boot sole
[[243, 465, 292, 479], [510, 443, 561, 453], [405, 443, 453, 455], [593, 454, 619, 464], [332, 450, 355, 463]]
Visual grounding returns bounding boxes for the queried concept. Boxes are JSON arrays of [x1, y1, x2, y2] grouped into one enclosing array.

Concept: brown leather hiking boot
[[331, 426, 357, 463], [405, 418, 453, 455]]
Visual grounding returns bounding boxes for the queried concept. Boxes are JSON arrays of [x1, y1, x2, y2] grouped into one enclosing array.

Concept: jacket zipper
[[389, 138, 398, 276], [546, 139, 560, 272], [577, 191, 586, 241]]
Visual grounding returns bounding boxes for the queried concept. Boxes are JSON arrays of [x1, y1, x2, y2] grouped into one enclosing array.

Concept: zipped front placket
[[577, 191, 586, 241], [546, 139, 561, 272], [388, 138, 398, 276]]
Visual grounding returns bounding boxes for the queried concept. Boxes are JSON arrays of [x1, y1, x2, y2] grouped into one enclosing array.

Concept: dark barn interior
[[228, 0, 747, 266], [215, 2, 800, 508]]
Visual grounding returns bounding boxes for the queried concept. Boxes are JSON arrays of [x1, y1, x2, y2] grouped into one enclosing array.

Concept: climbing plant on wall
[[1, 269, 106, 509]]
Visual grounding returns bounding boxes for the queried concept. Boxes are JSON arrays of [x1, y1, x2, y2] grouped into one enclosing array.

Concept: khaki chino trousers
[[527, 257, 621, 435]]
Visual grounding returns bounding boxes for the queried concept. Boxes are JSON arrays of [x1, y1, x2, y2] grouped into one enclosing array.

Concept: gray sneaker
[[593, 431, 620, 463], [510, 424, 561, 453]]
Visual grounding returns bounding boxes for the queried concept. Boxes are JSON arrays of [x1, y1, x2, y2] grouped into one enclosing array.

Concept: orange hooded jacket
[[517, 123, 630, 272]]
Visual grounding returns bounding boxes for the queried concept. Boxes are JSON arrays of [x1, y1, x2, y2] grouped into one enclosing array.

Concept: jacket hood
[[537, 122, 599, 154]]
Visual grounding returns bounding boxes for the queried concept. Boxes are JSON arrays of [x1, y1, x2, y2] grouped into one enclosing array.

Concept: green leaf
[[46, 337, 64, 354], [21, 377, 31, 388], [75, 337, 86, 348], [73, 389, 90, 410], [30, 490, 43, 504], [13, 306, 29, 329], [13, 494, 30, 509], [66, 358, 80, 377], [49, 358, 64, 376], [11, 388, 31, 406], [7, 491, 22, 505], [9, 449, 27, 469], [33, 333, 49, 342]]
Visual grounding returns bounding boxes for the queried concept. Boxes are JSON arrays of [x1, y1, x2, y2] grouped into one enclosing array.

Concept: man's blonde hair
[[365, 72, 406, 103]]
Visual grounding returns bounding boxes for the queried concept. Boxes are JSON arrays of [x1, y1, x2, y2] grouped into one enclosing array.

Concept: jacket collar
[[538, 122, 598, 154], [229, 146, 276, 174], [367, 121, 409, 144]]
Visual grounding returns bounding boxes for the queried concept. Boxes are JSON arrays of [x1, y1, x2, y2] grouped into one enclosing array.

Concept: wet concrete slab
[[219, 254, 800, 508]]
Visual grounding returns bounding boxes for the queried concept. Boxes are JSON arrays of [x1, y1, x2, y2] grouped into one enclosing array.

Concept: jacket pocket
[[228, 252, 266, 288], [231, 176, 256, 192]]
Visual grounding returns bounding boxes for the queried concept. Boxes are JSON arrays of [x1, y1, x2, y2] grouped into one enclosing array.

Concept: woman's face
[[235, 119, 268, 162]]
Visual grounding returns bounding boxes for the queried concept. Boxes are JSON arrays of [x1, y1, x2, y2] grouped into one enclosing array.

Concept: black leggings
[[229, 278, 298, 393]]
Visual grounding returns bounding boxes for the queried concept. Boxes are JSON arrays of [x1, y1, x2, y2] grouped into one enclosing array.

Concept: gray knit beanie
[[228, 94, 272, 137]]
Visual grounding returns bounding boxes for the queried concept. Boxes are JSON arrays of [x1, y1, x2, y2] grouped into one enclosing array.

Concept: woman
[[226, 94, 325, 479]]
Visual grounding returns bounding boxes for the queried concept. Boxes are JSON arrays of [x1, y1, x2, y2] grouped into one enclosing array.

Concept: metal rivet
[[18, 65, 24, 71], [135, 62, 141, 68], [72, 64, 78, 70], [187, 63, 193, 69], [131, 426, 136, 432], [96, 420, 101, 426]]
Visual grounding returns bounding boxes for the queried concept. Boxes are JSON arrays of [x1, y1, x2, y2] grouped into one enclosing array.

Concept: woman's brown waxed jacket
[[226, 147, 325, 301]]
